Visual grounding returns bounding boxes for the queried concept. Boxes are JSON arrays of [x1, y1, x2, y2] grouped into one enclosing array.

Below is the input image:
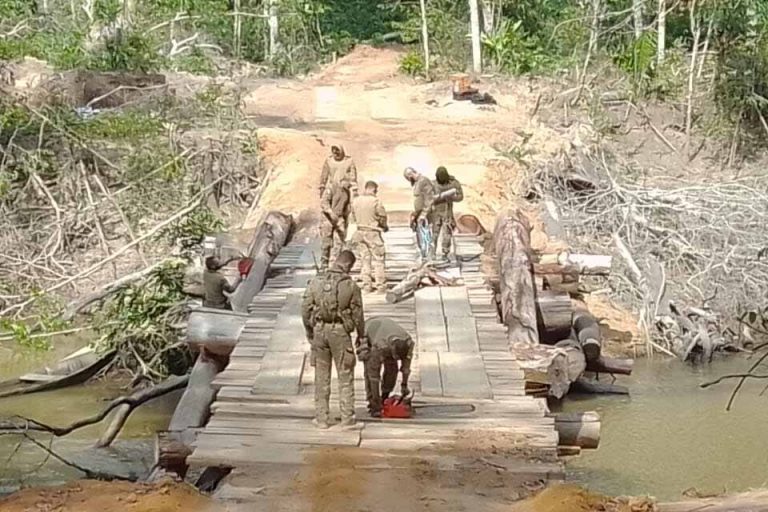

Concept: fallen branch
[[0, 375, 189, 441]]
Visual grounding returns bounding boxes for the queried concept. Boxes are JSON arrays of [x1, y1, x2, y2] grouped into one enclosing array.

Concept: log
[[534, 252, 612, 276], [155, 430, 194, 478], [659, 491, 768, 512], [571, 377, 630, 395], [572, 309, 601, 363], [228, 211, 293, 313], [494, 208, 539, 344], [148, 351, 226, 480], [586, 356, 634, 375], [385, 264, 461, 304], [557, 445, 582, 456], [185, 308, 249, 357], [536, 290, 572, 344], [512, 341, 586, 399], [554, 411, 600, 449]]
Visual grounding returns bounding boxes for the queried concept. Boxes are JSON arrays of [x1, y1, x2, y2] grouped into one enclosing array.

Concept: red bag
[[237, 257, 254, 278], [382, 396, 412, 419]]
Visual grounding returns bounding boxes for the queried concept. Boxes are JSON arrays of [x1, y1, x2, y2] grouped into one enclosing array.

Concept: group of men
[[203, 143, 464, 429], [318, 144, 464, 290], [301, 144, 464, 429]]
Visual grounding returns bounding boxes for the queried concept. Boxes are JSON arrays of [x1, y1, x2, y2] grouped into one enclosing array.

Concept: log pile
[[385, 263, 462, 304], [490, 208, 632, 400]]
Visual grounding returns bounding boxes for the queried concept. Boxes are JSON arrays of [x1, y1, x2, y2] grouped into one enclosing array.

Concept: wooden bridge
[[187, 225, 564, 507]]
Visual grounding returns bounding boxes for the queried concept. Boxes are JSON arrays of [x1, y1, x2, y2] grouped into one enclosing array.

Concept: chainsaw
[[382, 391, 414, 419]]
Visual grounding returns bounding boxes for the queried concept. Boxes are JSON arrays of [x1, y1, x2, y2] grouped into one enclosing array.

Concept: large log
[[494, 208, 539, 344], [571, 377, 630, 395], [534, 252, 612, 276], [586, 356, 634, 375], [572, 309, 602, 363], [385, 264, 461, 304], [154, 430, 194, 478], [185, 308, 250, 357], [536, 290, 572, 344], [228, 211, 293, 313], [554, 411, 600, 449], [512, 341, 586, 399]]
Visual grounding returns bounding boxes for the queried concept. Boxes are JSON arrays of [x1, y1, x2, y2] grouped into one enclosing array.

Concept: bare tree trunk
[[233, 0, 242, 59], [685, 0, 701, 150], [633, 0, 644, 39], [419, 0, 430, 79], [657, 0, 666, 64], [268, 0, 279, 59], [480, 0, 494, 34], [468, 0, 482, 73]]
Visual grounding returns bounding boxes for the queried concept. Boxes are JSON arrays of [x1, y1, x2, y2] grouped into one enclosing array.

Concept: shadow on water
[[559, 357, 768, 500]]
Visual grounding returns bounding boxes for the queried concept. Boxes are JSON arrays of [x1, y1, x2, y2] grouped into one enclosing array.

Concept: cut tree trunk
[[586, 356, 633, 375], [468, 0, 482, 73], [185, 308, 249, 357], [536, 289, 572, 344], [572, 309, 601, 363], [229, 211, 292, 313], [534, 252, 612, 276], [554, 411, 600, 449], [511, 341, 586, 399], [155, 430, 194, 478], [385, 264, 461, 304], [494, 208, 539, 344], [148, 351, 226, 480]]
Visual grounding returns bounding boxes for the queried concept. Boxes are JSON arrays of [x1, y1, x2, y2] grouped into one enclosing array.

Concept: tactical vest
[[312, 271, 352, 326]]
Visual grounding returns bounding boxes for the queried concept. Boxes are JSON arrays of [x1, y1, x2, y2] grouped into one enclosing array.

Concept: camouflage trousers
[[313, 323, 356, 424], [351, 229, 386, 290], [364, 348, 398, 414], [430, 216, 454, 259], [320, 220, 347, 269]]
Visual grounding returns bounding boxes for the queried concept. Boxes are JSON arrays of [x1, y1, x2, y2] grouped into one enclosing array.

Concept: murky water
[[0, 339, 177, 495], [560, 357, 768, 500]]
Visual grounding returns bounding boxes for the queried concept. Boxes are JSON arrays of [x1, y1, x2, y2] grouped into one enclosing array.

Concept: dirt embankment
[[0, 480, 222, 512]]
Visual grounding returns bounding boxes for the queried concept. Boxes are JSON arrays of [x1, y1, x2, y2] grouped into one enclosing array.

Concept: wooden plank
[[197, 429, 360, 446], [439, 287, 473, 317], [439, 352, 492, 399], [418, 351, 443, 397], [416, 313, 448, 352], [268, 294, 309, 352], [445, 315, 479, 352], [251, 351, 306, 395]]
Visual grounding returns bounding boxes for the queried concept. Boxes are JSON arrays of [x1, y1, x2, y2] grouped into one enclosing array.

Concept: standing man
[[403, 167, 436, 261], [350, 180, 389, 293], [320, 178, 352, 270], [431, 166, 464, 261], [363, 316, 414, 418], [320, 144, 358, 198], [203, 256, 243, 310], [302, 250, 368, 429]]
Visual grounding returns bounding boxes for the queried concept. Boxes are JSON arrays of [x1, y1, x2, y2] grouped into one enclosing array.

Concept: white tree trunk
[[657, 0, 666, 64], [685, 0, 700, 148], [419, 0, 430, 79], [268, 0, 279, 59], [633, 0, 644, 39], [480, 0, 494, 34], [469, 0, 482, 73]]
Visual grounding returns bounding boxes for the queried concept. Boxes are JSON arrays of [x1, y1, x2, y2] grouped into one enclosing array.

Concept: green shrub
[[399, 50, 425, 77]]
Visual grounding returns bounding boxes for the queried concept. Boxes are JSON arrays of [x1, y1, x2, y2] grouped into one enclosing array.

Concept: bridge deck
[[189, 226, 562, 506]]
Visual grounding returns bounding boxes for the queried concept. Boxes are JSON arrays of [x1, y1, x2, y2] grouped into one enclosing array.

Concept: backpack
[[312, 271, 350, 323]]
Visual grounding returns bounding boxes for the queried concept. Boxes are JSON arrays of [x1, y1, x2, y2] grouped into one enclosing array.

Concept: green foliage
[[95, 259, 191, 378], [162, 205, 224, 254], [399, 50, 425, 77], [73, 110, 165, 140], [482, 19, 551, 74], [0, 294, 69, 351], [90, 30, 165, 72]]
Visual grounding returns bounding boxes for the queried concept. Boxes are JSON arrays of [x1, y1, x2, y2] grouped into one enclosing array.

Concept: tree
[[469, 0, 482, 72]]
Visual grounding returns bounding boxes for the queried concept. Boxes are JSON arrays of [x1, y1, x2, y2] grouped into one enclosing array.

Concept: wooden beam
[[554, 411, 600, 449]]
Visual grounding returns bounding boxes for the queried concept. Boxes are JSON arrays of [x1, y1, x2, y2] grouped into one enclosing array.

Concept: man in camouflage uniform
[[320, 178, 352, 270], [431, 166, 464, 261], [202, 256, 244, 310], [301, 250, 367, 429], [350, 181, 389, 293], [403, 167, 436, 261], [320, 144, 358, 198], [363, 316, 414, 418]]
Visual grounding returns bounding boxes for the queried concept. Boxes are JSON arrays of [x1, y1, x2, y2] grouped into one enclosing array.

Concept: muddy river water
[[1, 340, 766, 500], [561, 356, 768, 500], [0, 339, 177, 495]]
